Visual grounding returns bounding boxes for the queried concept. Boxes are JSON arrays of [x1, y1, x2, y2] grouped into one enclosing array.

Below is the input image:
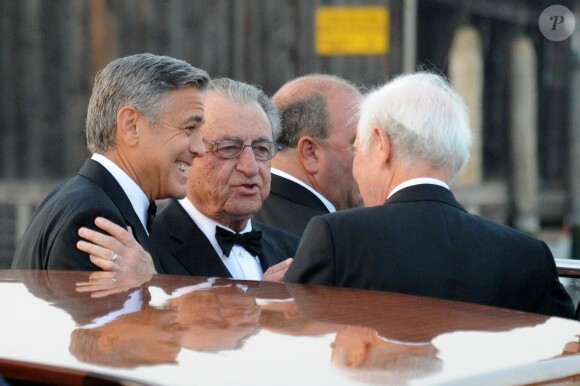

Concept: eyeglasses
[[203, 137, 281, 161]]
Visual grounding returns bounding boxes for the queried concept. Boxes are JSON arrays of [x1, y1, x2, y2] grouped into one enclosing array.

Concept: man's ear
[[296, 136, 321, 174], [374, 128, 391, 165], [116, 106, 140, 147]]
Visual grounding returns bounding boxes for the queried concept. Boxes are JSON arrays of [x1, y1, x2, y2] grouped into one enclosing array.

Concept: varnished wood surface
[[0, 270, 579, 386]]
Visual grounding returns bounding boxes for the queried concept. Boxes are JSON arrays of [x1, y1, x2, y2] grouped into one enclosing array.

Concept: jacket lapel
[[252, 222, 283, 272], [271, 174, 330, 213], [78, 159, 162, 271], [162, 200, 232, 278]]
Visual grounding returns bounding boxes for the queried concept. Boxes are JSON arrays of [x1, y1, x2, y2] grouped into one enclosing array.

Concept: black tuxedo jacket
[[253, 174, 330, 236], [285, 184, 575, 318], [150, 199, 299, 277], [12, 159, 161, 272]]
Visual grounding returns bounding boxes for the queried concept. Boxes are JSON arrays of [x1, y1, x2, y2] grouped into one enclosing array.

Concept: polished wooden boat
[[0, 270, 579, 385]]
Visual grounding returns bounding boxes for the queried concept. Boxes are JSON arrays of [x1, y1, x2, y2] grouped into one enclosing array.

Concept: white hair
[[357, 72, 472, 181]]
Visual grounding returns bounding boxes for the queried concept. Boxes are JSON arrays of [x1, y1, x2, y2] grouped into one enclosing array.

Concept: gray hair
[[86, 53, 210, 154], [208, 77, 280, 140], [273, 74, 360, 148], [357, 72, 472, 181]]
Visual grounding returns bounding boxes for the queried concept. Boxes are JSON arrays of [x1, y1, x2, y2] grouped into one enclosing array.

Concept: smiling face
[[187, 92, 273, 231], [134, 86, 206, 201]]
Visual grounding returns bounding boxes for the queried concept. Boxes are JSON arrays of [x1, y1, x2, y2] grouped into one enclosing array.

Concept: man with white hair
[[285, 72, 575, 318]]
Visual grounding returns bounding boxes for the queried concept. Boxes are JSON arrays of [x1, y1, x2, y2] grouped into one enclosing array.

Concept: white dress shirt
[[91, 153, 150, 233], [178, 198, 264, 280]]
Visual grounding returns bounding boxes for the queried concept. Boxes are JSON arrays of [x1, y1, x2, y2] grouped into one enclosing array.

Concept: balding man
[[254, 74, 363, 236]]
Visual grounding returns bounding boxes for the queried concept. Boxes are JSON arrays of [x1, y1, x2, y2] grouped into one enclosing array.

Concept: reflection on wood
[[0, 270, 579, 385]]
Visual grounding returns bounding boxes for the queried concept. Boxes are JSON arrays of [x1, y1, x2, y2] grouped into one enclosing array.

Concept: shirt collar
[[178, 197, 253, 256], [271, 168, 336, 213], [91, 153, 150, 232], [387, 177, 450, 199]]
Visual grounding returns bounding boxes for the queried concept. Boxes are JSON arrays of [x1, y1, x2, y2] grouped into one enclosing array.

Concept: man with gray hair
[[285, 72, 575, 318], [149, 78, 298, 280], [12, 53, 209, 272]]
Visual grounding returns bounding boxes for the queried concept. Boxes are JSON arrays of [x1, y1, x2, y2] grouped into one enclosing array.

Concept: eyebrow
[[183, 114, 205, 125], [220, 136, 273, 143], [253, 136, 274, 142]]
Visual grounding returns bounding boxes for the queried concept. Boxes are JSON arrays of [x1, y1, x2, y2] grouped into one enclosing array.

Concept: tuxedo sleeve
[[47, 208, 127, 271], [283, 216, 336, 285]]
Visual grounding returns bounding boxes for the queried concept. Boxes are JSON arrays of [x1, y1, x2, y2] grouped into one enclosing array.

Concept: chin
[[233, 205, 261, 218], [164, 187, 187, 200]]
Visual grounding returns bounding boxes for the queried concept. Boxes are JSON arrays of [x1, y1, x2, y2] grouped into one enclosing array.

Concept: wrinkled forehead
[[201, 94, 272, 139]]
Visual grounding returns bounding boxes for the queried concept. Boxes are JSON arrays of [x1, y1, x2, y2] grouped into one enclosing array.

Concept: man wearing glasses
[[147, 78, 298, 281]]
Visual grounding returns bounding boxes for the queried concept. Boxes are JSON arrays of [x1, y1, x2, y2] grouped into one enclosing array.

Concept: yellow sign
[[315, 6, 389, 56]]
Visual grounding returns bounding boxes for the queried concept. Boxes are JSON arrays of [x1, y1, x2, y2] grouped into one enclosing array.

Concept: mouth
[[237, 183, 260, 194], [176, 161, 190, 173]]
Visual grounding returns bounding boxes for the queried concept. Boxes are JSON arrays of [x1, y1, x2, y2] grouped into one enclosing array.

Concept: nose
[[189, 129, 206, 158], [235, 146, 259, 176]]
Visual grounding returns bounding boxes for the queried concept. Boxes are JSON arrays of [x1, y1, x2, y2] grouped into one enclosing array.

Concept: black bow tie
[[215, 226, 262, 256], [147, 201, 157, 233]]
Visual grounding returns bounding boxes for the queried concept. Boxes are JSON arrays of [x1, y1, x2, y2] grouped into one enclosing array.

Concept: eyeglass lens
[[212, 138, 278, 160]]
